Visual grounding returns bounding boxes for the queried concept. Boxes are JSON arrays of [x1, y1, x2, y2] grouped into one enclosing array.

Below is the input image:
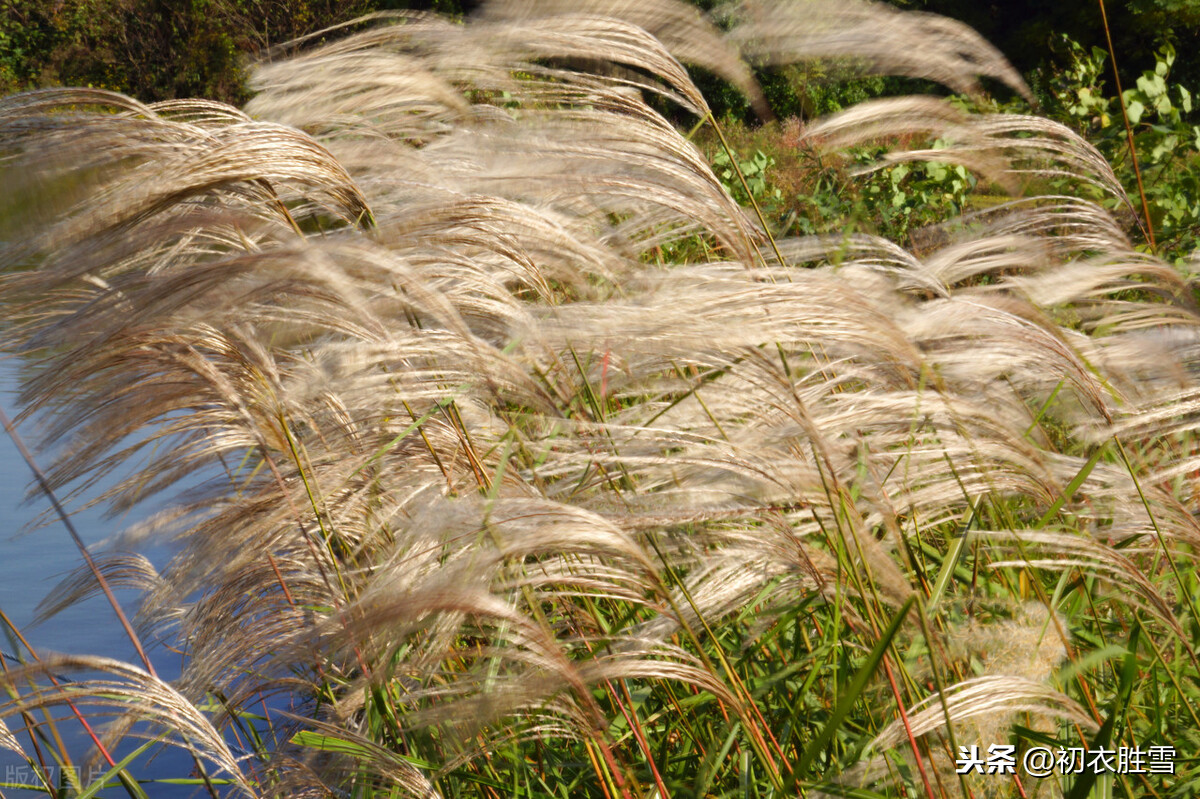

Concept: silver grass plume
[[1, 1, 1199, 796]]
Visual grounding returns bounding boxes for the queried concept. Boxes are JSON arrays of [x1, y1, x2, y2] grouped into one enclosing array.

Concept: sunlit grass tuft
[[2, 1, 1200, 797]]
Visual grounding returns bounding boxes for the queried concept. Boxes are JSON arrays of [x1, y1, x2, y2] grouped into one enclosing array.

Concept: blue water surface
[[0, 362, 200, 796]]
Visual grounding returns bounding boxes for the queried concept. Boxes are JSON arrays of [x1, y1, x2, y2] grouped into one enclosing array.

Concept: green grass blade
[[789, 595, 916, 787], [1066, 625, 1139, 799]]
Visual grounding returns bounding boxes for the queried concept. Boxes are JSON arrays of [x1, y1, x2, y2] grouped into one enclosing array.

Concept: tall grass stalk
[[2, 1, 1199, 797]]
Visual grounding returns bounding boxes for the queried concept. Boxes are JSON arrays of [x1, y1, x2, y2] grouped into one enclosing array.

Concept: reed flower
[[1, 1, 1197, 796]]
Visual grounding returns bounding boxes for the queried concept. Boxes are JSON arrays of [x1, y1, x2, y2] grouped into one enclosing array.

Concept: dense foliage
[[0, 0, 383, 100], [905, 0, 1200, 91], [5, 0, 1200, 104]]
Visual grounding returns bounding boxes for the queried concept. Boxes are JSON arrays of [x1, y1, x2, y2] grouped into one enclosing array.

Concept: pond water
[[0, 361, 196, 796], [0, 370, 141, 662]]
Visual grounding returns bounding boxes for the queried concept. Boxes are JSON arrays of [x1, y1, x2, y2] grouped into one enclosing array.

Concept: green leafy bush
[[0, 0, 382, 102], [711, 146, 782, 206], [1049, 35, 1200, 258]]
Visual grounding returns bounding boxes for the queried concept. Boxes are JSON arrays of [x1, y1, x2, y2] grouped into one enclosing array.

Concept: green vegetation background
[[3, 0, 1199, 108]]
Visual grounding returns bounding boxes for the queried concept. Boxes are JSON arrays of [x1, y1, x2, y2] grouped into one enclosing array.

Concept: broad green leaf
[[1126, 99, 1146, 125]]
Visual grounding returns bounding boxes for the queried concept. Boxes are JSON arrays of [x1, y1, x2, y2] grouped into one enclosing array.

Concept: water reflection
[[0, 361, 193, 796]]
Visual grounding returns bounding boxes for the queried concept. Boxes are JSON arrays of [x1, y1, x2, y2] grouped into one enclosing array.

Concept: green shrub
[[1046, 35, 1200, 259]]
